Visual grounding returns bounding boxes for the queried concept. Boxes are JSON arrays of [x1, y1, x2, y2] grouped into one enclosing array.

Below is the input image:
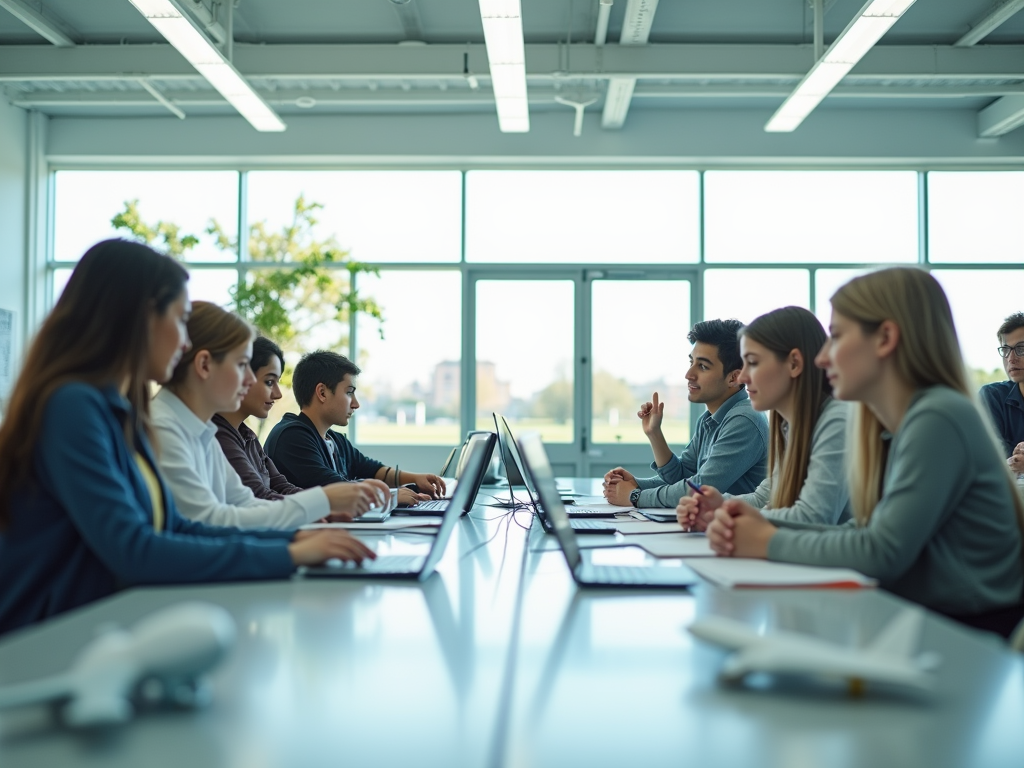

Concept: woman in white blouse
[[151, 301, 388, 529]]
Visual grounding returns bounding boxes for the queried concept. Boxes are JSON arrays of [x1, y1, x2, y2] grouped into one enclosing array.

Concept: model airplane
[[688, 608, 940, 695], [0, 601, 236, 727]]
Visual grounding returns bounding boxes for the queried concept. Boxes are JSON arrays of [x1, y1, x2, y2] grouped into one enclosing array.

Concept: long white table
[[1, 480, 1023, 768]]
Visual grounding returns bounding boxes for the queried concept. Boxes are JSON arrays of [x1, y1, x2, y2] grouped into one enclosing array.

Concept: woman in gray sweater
[[709, 268, 1024, 636], [678, 307, 851, 530]]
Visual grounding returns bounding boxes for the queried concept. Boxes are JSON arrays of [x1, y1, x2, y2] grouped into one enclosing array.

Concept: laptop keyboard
[[571, 519, 615, 531], [410, 499, 449, 512], [586, 564, 692, 586], [325, 555, 424, 573]]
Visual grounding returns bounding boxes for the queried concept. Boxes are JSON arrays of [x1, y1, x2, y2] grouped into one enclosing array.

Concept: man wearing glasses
[[981, 312, 1024, 473]]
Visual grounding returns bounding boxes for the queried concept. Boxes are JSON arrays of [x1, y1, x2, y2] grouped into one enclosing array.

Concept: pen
[[683, 479, 702, 534]]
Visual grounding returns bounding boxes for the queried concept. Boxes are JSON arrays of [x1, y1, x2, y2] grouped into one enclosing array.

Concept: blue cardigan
[[0, 383, 296, 636]]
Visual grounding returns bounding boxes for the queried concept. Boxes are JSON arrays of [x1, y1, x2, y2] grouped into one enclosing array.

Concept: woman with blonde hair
[[709, 267, 1024, 636], [151, 301, 389, 529], [0, 241, 373, 635], [677, 306, 850, 530]]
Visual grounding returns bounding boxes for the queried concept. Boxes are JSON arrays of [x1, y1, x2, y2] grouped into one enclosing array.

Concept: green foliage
[[110, 199, 199, 257], [111, 195, 383, 355], [532, 378, 573, 423], [591, 370, 637, 417], [972, 367, 1006, 389]]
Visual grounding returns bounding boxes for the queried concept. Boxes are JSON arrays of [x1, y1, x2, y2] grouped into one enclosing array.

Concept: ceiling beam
[[0, 0, 76, 47], [0, 43, 1020, 83], [11, 82, 1024, 111], [978, 94, 1024, 136], [14, 82, 1024, 114], [601, 0, 658, 129], [955, 0, 1024, 47]]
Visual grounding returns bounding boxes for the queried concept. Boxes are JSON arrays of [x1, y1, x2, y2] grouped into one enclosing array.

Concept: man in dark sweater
[[265, 350, 445, 505], [980, 312, 1024, 473]]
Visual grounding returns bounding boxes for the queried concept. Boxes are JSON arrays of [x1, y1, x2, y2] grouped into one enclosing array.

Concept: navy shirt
[[0, 383, 295, 636], [265, 412, 385, 488], [979, 380, 1024, 457]]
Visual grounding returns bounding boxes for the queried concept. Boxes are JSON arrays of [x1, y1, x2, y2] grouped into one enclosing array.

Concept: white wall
[[46, 108, 1024, 169], [0, 98, 27, 400]]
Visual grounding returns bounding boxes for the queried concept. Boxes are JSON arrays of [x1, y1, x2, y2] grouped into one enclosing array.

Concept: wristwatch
[[629, 487, 642, 508]]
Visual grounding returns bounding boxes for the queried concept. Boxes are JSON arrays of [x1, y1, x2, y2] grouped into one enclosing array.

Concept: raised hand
[[637, 391, 665, 437]]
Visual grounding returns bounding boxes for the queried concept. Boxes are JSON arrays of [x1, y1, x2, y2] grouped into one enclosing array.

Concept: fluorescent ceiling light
[[128, 0, 285, 132], [478, 0, 529, 133], [765, 0, 916, 132]]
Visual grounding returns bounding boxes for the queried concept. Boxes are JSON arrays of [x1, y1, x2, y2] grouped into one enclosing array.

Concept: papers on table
[[568, 501, 633, 514], [612, 521, 686, 535], [300, 518, 443, 531], [686, 559, 877, 589], [624, 533, 714, 558]]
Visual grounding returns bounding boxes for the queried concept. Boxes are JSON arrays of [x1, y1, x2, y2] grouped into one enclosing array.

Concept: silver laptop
[[403, 432, 497, 514], [301, 438, 490, 580], [517, 432, 698, 589]]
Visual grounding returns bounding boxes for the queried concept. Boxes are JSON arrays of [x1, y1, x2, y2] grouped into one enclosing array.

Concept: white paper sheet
[[685, 558, 878, 589], [625, 533, 714, 558], [300, 518, 443, 531]]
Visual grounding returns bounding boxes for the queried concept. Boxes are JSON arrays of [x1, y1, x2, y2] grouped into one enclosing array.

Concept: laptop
[[517, 432, 698, 589], [491, 413, 614, 519], [403, 432, 497, 514], [301, 437, 491, 580]]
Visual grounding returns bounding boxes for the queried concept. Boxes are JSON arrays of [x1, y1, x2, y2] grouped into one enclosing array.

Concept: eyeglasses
[[997, 344, 1024, 359]]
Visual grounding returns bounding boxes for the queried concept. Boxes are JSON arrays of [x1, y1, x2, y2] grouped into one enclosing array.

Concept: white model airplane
[[0, 601, 236, 727], [688, 608, 940, 695]]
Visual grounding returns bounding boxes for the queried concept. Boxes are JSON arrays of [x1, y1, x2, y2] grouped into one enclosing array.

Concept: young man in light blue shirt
[[604, 319, 769, 509]]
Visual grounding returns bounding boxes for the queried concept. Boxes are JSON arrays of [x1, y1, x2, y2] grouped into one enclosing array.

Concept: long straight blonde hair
[[830, 268, 1024, 531], [740, 307, 831, 509]]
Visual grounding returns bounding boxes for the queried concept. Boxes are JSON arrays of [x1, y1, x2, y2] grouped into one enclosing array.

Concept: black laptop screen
[[516, 432, 581, 571]]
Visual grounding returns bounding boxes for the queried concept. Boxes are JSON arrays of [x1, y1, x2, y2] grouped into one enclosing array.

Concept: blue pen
[[685, 479, 702, 495]]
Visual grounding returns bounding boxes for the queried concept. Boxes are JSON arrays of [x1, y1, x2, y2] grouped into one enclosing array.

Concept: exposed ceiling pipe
[[595, 0, 613, 45], [389, 0, 424, 41], [182, 0, 227, 45]]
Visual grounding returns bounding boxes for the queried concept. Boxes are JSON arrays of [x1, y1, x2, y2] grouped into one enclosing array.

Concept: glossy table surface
[[1, 480, 1023, 768]]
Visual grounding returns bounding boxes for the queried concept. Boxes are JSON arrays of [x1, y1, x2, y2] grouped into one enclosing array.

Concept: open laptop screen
[[516, 432, 581, 572], [493, 413, 533, 493], [418, 437, 491, 579]]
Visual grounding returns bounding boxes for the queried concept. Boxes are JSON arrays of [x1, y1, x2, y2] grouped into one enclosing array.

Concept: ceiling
[[1, 0, 1023, 133]]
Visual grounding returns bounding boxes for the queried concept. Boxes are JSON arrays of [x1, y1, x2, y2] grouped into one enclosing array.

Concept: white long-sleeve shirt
[[151, 389, 328, 529]]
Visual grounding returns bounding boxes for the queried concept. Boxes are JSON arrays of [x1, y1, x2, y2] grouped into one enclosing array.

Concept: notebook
[[686, 559, 878, 589]]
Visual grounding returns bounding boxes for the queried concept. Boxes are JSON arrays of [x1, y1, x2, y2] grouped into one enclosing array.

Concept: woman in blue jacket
[[0, 239, 373, 635]]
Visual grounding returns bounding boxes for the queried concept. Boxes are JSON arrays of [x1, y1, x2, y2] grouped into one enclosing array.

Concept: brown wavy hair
[[0, 239, 188, 529], [166, 301, 254, 388], [740, 307, 831, 509]]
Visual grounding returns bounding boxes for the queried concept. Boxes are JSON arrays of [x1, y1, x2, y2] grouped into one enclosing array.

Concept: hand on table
[[676, 484, 724, 532], [603, 476, 639, 506], [706, 499, 777, 558], [288, 530, 376, 566]]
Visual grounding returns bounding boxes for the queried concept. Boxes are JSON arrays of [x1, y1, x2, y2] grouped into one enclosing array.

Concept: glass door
[[585, 271, 696, 478]]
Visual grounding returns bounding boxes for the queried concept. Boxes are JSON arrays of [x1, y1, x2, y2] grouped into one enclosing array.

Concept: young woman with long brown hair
[[677, 306, 850, 531], [709, 268, 1024, 636], [0, 240, 373, 635]]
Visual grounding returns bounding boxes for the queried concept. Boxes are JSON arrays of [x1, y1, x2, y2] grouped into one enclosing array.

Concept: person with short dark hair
[[265, 350, 445, 505], [980, 312, 1024, 470], [214, 337, 307, 500], [603, 318, 769, 508]]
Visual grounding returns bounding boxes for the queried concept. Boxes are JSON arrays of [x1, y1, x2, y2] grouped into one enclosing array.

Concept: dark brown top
[[212, 414, 305, 500]]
